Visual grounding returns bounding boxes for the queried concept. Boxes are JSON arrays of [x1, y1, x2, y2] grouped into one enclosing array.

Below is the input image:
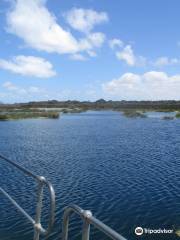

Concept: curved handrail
[[1, 154, 128, 240], [0, 154, 55, 240], [38, 176, 56, 236], [62, 204, 127, 240]]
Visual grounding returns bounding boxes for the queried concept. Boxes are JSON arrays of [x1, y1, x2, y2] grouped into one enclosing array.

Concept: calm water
[[0, 111, 180, 240]]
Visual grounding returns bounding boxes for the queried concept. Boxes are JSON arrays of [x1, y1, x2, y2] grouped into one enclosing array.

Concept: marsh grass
[[176, 112, 180, 118], [0, 111, 60, 120], [122, 110, 147, 118]]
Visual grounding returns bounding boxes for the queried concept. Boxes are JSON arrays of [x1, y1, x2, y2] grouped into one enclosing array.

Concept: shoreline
[[0, 108, 179, 121]]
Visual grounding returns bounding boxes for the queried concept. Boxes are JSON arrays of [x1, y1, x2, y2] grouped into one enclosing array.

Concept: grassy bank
[[122, 110, 147, 118], [0, 107, 85, 121], [0, 106, 180, 120], [176, 112, 180, 118], [0, 111, 60, 120]]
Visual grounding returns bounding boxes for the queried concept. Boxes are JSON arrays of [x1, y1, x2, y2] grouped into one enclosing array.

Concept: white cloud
[[64, 8, 108, 33], [6, 1, 106, 56], [0, 55, 56, 78], [116, 45, 136, 66], [102, 71, 180, 100], [87, 32, 105, 47], [116, 45, 147, 66], [153, 57, 180, 67], [109, 39, 148, 67], [109, 38, 124, 49], [112, 42, 179, 68], [78, 32, 105, 50], [7, 0, 79, 54], [77, 32, 105, 57]]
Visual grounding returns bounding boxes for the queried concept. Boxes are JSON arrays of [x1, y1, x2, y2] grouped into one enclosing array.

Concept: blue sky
[[0, 0, 180, 103]]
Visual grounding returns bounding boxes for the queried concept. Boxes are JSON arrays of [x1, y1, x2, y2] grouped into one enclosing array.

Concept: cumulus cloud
[[6, 1, 106, 57], [64, 8, 108, 33], [116, 45, 146, 66], [0, 55, 56, 78], [87, 32, 105, 47], [7, 0, 79, 54], [78, 32, 105, 50], [109, 38, 180, 68], [109, 38, 124, 49], [102, 71, 180, 100], [116, 45, 135, 66]]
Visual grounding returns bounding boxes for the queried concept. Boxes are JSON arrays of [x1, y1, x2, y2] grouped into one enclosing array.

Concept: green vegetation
[[0, 111, 60, 121], [0, 115, 9, 120], [0, 100, 180, 120], [176, 112, 180, 118], [61, 108, 84, 113], [122, 110, 147, 118], [0, 106, 85, 121], [1, 99, 180, 112]]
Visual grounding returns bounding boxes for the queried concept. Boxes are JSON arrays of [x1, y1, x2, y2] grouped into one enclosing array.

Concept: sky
[[0, 0, 180, 103]]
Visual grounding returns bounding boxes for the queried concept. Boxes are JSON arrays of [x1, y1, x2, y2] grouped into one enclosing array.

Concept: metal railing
[[0, 154, 56, 240], [0, 154, 127, 240], [62, 204, 127, 240]]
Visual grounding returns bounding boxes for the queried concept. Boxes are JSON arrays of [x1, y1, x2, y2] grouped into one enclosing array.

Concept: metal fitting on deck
[[34, 223, 42, 232], [82, 210, 93, 220], [38, 176, 46, 183]]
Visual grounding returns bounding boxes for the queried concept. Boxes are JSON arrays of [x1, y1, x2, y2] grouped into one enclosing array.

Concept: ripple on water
[[0, 111, 180, 240]]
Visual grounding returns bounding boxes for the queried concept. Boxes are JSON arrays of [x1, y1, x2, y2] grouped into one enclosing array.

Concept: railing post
[[82, 210, 92, 240], [61, 205, 127, 240], [62, 210, 70, 240], [0, 155, 56, 239], [33, 176, 45, 240]]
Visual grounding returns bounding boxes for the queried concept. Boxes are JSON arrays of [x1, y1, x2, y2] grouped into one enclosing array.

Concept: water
[[145, 111, 176, 118], [0, 111, 180, 240]]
